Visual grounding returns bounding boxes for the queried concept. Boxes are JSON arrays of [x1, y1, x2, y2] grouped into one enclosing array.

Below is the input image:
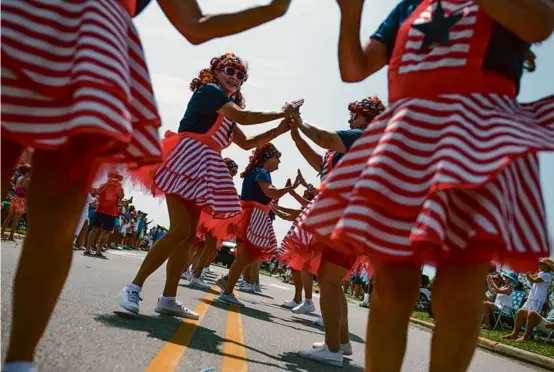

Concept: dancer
[[187, 158, 241, 289], [282, 96, 385, 366], [302, 1, 554, 371], [1, 1, 296, 369], [216, 143, 296, 307], [117, 53, 302, 318]]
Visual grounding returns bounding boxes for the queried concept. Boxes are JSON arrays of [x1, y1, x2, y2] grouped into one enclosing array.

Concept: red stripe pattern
[[246, 208, 279, 256], [302, 94, 554, 272], [399, 0, 477, 74], [1, 0, 162, 166], [153, 118, 241, 219]]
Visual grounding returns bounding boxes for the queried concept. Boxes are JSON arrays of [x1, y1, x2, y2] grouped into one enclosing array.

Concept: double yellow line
[[145, 288, 247, 372]]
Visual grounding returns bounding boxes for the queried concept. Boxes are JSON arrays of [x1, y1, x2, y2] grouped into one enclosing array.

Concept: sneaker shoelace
[[128, 290, 142, 304]]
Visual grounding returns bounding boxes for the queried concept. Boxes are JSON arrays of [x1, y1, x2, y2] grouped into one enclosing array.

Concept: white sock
[[127, 283, 142, 293], [159, 296, 176, 306], [304, 298, 313, 304], [3, 362, 36, 372]]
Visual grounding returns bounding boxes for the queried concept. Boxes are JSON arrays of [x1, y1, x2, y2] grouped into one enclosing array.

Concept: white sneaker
[[181, 271, 192, 281], [313, 341, 353, 356], [154, 298, 199, 319], [216, 276, 227, 291], [298, 344, 343, 367], [117, 285, 142, 314], [292, 301, 316, 314], [313, 317, 324, 327], [282, 300, 301, 309], [189, 277, 211, 290], [254, 283, 262, 293], [239, 283, 256, 293], [217, 293, 245, 307]]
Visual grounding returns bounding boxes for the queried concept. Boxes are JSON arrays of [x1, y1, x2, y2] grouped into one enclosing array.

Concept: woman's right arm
[[157, 0, 292, 45], [336, 0, 391, 82], [217, 99, 303, 125], [291, 129, 323, 172]]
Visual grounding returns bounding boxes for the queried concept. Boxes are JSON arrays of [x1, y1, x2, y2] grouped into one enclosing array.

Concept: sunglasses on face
[[222, 66, 246, 81]]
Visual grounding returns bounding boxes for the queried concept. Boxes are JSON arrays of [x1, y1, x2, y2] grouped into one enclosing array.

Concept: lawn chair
[[492, 290, 526, 330], [530, 309, 554, 343]]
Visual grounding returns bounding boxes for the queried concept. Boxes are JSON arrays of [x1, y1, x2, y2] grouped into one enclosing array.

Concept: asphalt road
[[1, 241, 547, 372]]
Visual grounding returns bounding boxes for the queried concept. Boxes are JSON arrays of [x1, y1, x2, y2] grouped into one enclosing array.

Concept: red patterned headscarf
[[348, 96, 386, 121], [223, 157, 238, 170], [240, 143, 281, 178]]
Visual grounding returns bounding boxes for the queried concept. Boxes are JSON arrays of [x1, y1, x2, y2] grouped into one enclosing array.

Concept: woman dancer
[[284, 97, 385, 367], [1, 0, 296, 368], [118, 53, 302, 318], [302, 1, 554, 371], [2, 165, 31, 241], [216, 143, 296, 307], [187, 158, 241, 289]]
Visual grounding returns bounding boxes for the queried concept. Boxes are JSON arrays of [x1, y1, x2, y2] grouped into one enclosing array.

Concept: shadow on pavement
[[95, 311, 183, 342]]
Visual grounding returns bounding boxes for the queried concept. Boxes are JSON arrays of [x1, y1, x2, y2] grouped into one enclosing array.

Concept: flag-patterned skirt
[[1, 0, 162, 174], [303, 94, 554, 273], [235, 201, 279, 260]]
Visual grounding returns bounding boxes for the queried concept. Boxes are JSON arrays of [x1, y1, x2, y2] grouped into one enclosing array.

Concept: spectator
[[523, 258, 553, 312], [482, 272, 517, 328], [503, 307, 554, 342]]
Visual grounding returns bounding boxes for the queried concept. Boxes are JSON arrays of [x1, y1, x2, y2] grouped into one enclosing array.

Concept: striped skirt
[[153, 137, 241, 219], [303, 94, 554, 273], [1, 0, 162, 169], [236, 201, 279, 260]]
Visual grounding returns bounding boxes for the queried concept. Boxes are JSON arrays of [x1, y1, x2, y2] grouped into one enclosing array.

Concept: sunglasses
[[222, 66, 246, 81]]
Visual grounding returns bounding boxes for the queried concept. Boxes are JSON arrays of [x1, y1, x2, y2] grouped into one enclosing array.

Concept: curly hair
[[240, 143, 281, 178], [223, 157, 238, 170], [348, 96, 386, 121], [524, 49, 536, 72], [189, 52, 248, 108]]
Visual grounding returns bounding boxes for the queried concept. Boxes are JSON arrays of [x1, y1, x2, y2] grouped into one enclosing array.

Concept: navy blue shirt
[[371, 0, 529, 93], [178, 84, 232, 134], [332, 129, 364, 166], [241, 167, 273, 206], [135, 0, 152, 17]]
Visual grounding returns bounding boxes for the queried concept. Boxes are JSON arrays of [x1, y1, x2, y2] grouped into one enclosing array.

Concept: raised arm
[[336, 0, 388, 82], [258, 182, 293, 200], [289, 188, 311, 208], [474, 0, 554, 42], [271, 204, 301, 221], [157, 0, 292, 45], [233, 119, 290, 150], [292, 114, 347, 153], [291, 128, 323, 172], [218, 99, 303, 125]]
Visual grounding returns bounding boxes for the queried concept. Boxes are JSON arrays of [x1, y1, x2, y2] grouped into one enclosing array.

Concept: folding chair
[[492, 290, 526, 330]]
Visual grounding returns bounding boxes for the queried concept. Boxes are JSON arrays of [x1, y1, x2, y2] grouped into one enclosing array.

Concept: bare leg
[[132, 195, 197, 287], [249, 259, 260, 284], [430, 263, 489, 372], [162, 211, 200, 297], [2, 212, 14, 238], [224, 242, 254, 294], [5, 148, 91, 362], [503, 309, 529, 339], [8, 212, 23, 240], [517, 311, 542, 342], [1, 139, 23, 200], [301, 270, 313, 300], [366, 262, 420, 372], [86, 227, 100, 254], [318, 260, 349, 353], [193, 235, 217, 278], [482, 302, 497, 328], [340, 291, 350, 345], [291, 269, 303, 303]]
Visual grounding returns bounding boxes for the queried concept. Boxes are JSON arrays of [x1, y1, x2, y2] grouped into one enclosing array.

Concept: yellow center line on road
[[145, 287, 217, 372], [221, 292, 248, 372]]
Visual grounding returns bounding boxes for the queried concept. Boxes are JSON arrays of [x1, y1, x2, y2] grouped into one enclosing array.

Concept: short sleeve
[[336, 129, 364, 151], [254, 168, 272, 184], [539, 272, 553, 284], [190, 83, 232, 114]]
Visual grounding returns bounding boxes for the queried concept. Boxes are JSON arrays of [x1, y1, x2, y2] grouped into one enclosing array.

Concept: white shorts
[[521, 299, 545, 313], [536, 317, 553, 333]]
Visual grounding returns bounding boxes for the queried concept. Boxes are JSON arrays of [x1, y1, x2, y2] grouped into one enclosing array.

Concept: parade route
[[1, 241, 548, 372]]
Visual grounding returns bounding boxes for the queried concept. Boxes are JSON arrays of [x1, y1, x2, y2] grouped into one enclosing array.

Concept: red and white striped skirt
[[154, 137, 241, 219], [197, 210, 237, 242], [236, 201, 279, 260], [1, 0, 162, 169], [303, 94, 554, 273]]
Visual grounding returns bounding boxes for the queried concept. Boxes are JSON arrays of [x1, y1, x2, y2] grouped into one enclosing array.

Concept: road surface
[[1, 241, 547, 371]]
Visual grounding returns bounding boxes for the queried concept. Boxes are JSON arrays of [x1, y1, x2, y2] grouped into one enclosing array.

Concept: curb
[[410, 317, 554, 370]]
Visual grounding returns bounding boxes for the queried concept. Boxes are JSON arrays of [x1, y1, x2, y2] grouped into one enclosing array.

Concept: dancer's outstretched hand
[[276, 117, 292, 135], [296, 169, 308, 187], [270, 0, 293, 17], [283, 99, 304, 114]]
